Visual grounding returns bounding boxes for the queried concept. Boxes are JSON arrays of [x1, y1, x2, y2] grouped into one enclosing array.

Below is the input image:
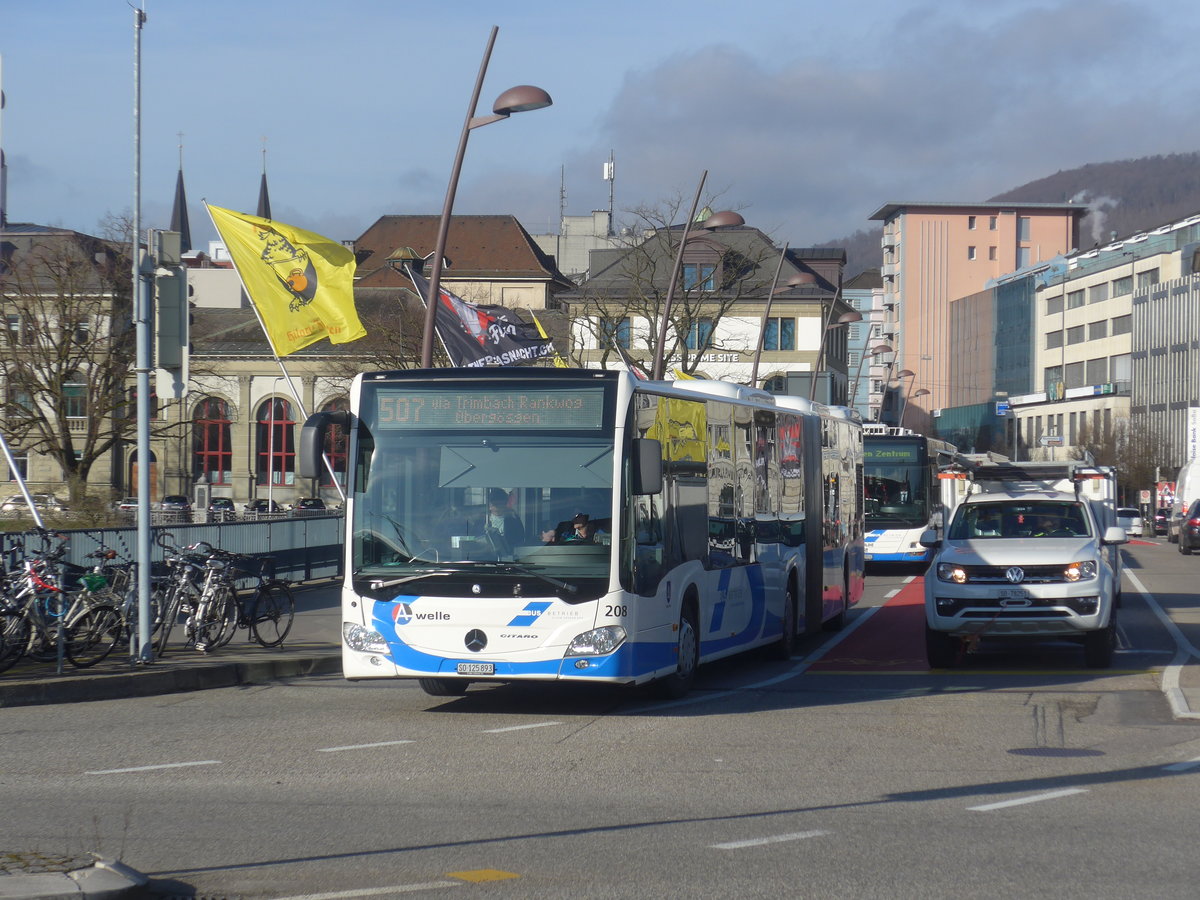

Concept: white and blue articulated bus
[[299, 367, 864, 698], [862, 425, 962, 565]]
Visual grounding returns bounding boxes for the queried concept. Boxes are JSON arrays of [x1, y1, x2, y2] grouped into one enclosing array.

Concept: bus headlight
[[565, 625, 627, 657], [343, 622, 388, 652]]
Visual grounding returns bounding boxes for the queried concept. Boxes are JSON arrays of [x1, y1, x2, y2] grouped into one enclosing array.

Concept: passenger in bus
[[484, 488, 525, 546]]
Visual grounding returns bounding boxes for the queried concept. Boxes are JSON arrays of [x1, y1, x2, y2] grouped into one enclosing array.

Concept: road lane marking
[[85, 760, 221, 775], [967, 788, 1088, 811], [481, 721, 562, 733], [446, 869, 520, 882], [316, 740, 415, 752], [711, 830, 830, 849], [1163, 756, 1200, 772], [884, 588, 901, 599], [272, 883, 462, 899], [1123, 568, 1200, 720]]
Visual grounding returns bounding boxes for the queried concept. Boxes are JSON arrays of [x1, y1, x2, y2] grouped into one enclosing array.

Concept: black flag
[[408, 267, 556, 367]]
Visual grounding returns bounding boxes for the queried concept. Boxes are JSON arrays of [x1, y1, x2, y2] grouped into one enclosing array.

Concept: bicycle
[[191, 547, 295, 651], [152, 533, 207, 658], [0, 531, 122, 671]]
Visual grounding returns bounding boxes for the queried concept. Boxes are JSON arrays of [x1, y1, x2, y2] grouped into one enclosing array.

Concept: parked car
[[290, 497, 327, 516], [1116, 507, 1144, 539], [244, 498, 282, 515], [1154, 507, 1170, 535], [115, 497, 139, 512], [159, 494, 192, 512], [1177, 500, 1200, 555], [0, 493, 68, 513], [207, 497, 236, 522]]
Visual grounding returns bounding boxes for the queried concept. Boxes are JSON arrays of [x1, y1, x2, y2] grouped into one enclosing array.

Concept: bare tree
[[570, 195, 773, 376], [0, 229, 134, 505], [1071, 413, 1171, 504]]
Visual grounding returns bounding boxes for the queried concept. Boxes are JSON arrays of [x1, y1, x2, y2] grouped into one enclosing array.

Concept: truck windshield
[[351, 382, 616, 593], [949, 501, 1091, 540]]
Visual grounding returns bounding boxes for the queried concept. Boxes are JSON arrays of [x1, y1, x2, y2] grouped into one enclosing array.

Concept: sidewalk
[[0, 579, 342, 709]]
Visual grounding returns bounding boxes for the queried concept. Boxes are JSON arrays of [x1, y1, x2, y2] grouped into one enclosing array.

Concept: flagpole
[[204, 201, 346, 501], [405, 262, 455, 365]]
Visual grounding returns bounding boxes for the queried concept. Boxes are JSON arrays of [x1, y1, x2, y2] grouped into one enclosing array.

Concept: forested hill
[[825, 151, 1200, 279]]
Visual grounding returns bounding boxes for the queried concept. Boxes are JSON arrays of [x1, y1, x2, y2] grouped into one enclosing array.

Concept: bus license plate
[[457, 662, 494, 676]]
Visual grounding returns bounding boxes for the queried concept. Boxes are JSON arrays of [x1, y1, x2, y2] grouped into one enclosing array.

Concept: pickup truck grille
[[959, 565, 1071, 584]]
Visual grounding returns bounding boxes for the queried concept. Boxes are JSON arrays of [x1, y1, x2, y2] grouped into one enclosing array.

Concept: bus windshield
[[864, 443, 932, 528], [351, 381, 616, 593]]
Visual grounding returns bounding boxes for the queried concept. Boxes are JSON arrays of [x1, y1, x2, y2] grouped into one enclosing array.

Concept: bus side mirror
[[298, 410, 351, 480], [631, 438, 663, 495]]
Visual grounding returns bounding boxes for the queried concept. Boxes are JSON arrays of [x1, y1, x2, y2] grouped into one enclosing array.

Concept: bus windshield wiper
[[488, 562, 578, 594]]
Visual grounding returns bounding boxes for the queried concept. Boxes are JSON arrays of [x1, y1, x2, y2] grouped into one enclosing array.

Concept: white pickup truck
[[919, 462, 1128, 669]]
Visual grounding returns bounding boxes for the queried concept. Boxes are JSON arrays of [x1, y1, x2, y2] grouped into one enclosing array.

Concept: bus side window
[[633, 495, 664, 595]]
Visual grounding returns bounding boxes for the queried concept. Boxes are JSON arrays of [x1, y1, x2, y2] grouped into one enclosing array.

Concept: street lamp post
[[419, 26, 552, 368], [850, 341, 892, 415], [901, 386, 930, 430], [650, 171, 744, 380], [808, 308, 863, 402], [749, 248, 815, 387]]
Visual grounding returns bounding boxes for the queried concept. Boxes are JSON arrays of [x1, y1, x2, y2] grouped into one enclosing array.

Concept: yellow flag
[[207, 204, 365, 356], [530, 311, 569, 368]]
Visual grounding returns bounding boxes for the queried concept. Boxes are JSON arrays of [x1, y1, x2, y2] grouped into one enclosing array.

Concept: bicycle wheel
[[65, 605, 122, 668], [0, 607, 31, 674], [249, 581, 295, 647], [193, 586, 237, 651], [154, 584, 186, 657]]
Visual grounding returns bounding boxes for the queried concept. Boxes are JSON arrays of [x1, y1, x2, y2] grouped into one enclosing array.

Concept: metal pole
[[808, 299, 837, 401], [132, 6, 153, 664], [420, 26, 499, 369], [652, 170, 707, 380], [749, 243, 787, 388]]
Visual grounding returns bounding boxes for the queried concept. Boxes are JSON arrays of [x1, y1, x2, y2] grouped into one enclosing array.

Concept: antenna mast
[[603, 150, 615, 235]]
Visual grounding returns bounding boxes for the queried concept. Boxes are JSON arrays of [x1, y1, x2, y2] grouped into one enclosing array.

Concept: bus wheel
[[418, 678, 470, 696], [772, 586, 798, 660], [653, 606, 699, 699]]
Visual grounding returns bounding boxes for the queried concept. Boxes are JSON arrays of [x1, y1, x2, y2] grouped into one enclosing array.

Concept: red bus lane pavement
[[807, 578, 929, 673]]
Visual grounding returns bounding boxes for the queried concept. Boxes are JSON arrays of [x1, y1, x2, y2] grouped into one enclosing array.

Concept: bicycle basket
[[82, 573, 109, 592]]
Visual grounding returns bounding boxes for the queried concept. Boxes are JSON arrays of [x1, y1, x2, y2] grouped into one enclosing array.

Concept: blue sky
[[4, 0, 1200, 252]]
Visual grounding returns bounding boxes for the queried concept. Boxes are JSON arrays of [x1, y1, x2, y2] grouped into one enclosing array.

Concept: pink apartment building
[[868, 201, 1085, 431]]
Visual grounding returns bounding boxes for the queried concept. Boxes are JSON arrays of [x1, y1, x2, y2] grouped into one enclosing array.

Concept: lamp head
[[897, 368, 915, 378], [836, 310, 864, 325], [913, 388, 931, 398], [699, 210, 745, 230], [493, 85, 553, 115]]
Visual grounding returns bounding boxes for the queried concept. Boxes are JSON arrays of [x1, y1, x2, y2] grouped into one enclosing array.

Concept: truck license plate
[[997, 588, 1030, 600], [456, 662, 494, 675]]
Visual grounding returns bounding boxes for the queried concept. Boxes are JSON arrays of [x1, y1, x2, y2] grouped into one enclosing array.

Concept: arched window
[[257, 397, 296, 487], [320, 397, 349, 487], [193, 397, 232, 485]]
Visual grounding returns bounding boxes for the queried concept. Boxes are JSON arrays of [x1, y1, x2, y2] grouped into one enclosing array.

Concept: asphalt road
[[2, 542, 1199, 899]]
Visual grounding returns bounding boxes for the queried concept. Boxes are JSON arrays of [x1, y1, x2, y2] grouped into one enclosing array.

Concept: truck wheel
[[925, 626, 961, 669], [1083, 619, 1116, 669]]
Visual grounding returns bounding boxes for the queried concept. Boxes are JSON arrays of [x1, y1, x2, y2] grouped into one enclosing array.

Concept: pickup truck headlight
[[1063, 560, 1097, 582], [937, 563, 968, 584]]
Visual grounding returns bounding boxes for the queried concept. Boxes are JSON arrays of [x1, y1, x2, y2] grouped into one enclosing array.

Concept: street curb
[[0, 653, 341, 709], [0, 856, 147, 900]]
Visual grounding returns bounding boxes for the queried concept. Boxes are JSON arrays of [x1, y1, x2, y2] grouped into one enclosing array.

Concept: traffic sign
[[1039, 434, 1064, 447], [995, 401, 1010, 416]]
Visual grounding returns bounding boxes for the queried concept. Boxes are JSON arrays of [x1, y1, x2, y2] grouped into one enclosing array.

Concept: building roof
[[869, 201, 1088, 221], [350, 214, 573, 289]]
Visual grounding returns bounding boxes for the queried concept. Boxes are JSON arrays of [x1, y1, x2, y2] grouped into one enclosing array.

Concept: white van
[[1168, 461, 1200, 543]]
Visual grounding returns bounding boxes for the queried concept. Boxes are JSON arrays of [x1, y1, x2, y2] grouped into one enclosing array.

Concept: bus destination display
[[374, 387, 606, 430]]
